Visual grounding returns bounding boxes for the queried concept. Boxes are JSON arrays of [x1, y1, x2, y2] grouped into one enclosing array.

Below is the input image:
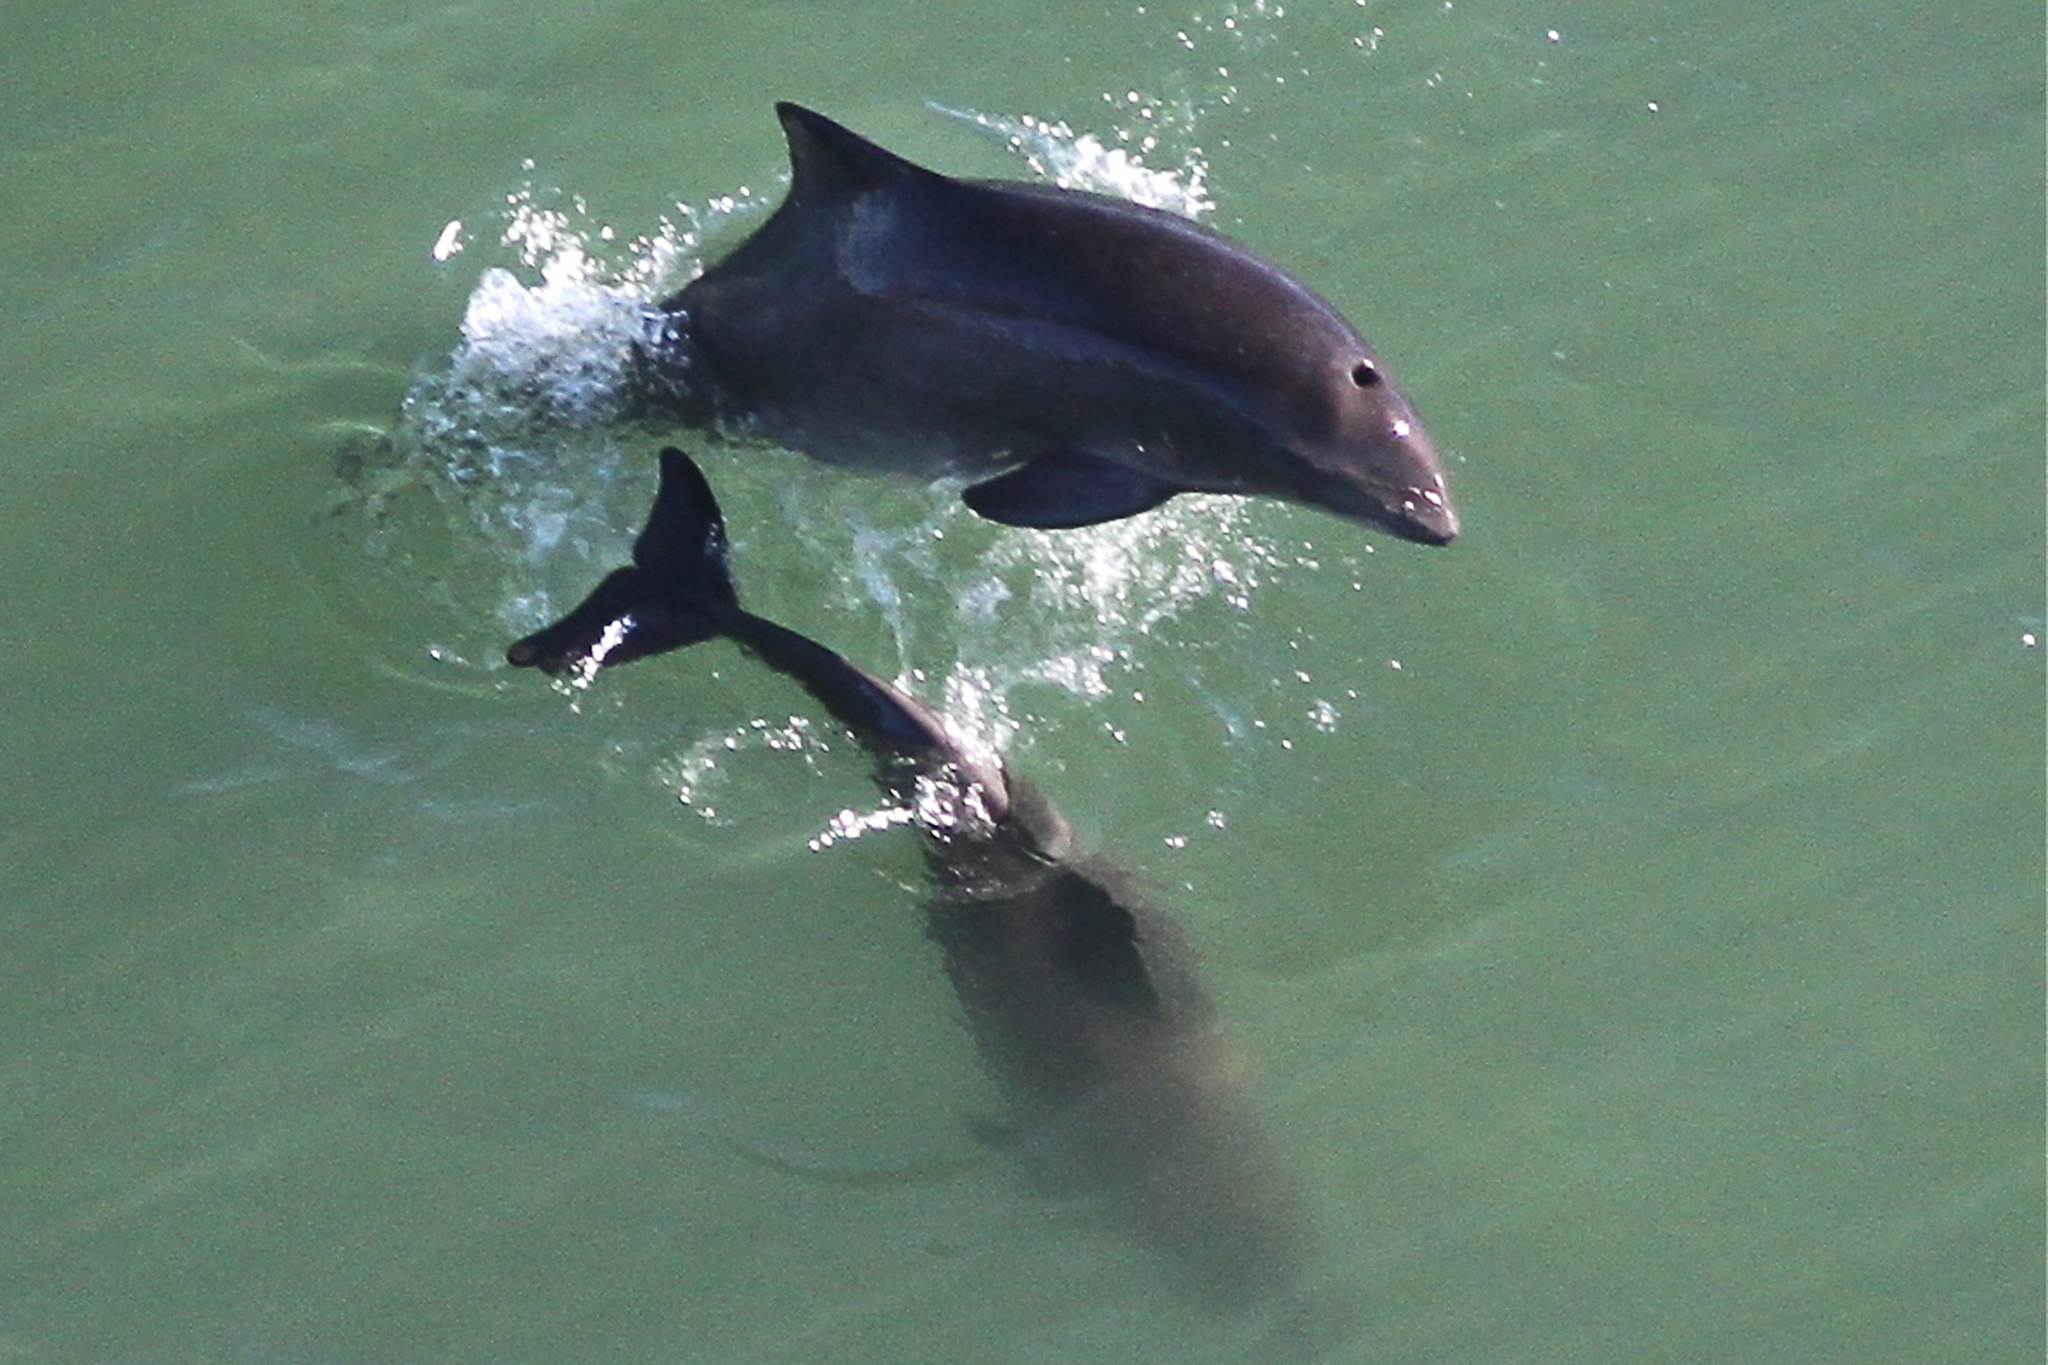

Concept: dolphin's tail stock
[[507, 447, 1004, 810]]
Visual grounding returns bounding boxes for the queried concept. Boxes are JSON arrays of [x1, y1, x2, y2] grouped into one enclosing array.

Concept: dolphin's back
[[854, 177, 1361, 408], [714, 104, 1361, 429], [929, 847, 1310, 1308]]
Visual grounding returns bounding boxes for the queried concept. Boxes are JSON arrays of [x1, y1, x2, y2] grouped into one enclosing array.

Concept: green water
[[3, 2, 2040, 1362]]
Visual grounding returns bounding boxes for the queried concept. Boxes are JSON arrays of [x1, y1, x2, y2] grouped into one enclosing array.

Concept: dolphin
[[631, 103, 1459, 544], [508, 447, 1312, 1306]]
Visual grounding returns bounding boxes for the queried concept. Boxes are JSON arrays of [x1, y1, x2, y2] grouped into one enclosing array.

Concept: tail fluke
[[506, 447, 738, 676], [507, 446, 1010, 818]]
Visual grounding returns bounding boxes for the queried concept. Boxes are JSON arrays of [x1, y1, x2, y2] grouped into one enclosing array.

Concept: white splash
[[931, 101, 1214, 219]]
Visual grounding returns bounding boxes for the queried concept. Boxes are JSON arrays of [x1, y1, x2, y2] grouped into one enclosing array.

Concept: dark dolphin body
[[509, 447, 1312, 1308], [632, 103, 1459, 544]]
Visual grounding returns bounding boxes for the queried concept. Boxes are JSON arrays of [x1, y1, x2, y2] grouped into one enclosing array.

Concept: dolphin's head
[[1285, 350, 1459, 545]]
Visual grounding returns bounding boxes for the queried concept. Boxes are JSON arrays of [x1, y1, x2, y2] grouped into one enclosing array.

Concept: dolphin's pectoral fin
[[962, 451, 1178, 529], [966, 1114, 1023, 1152], [966, 1114, 1101, 1196]]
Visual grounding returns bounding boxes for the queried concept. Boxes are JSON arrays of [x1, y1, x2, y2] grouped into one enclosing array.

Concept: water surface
[[2, 2, 2040, 1362]]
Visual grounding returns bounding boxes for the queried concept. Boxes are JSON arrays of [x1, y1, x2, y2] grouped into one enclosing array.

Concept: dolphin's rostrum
[[633, 103, 1459, 544], [509, 447, 1312, 1307]]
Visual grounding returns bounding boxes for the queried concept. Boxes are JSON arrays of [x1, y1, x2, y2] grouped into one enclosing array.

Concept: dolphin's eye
[[1350, 360, 1381, 388]]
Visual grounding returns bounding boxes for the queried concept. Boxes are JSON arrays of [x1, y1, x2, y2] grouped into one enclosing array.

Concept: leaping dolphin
[[508, 447, 1312, 1306], [632, 103, 1460, 544]]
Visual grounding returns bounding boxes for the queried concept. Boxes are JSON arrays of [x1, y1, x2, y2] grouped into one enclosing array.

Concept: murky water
[[2, 1, 2040, 1362]]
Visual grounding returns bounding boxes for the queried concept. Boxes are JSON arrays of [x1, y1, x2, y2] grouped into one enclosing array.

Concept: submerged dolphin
[[509, 447, 1311, 1306], [632, 103, 1459, 544]]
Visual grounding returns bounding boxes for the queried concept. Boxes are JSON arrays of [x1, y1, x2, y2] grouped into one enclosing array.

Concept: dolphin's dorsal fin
[[776, 103, 932, 201]]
